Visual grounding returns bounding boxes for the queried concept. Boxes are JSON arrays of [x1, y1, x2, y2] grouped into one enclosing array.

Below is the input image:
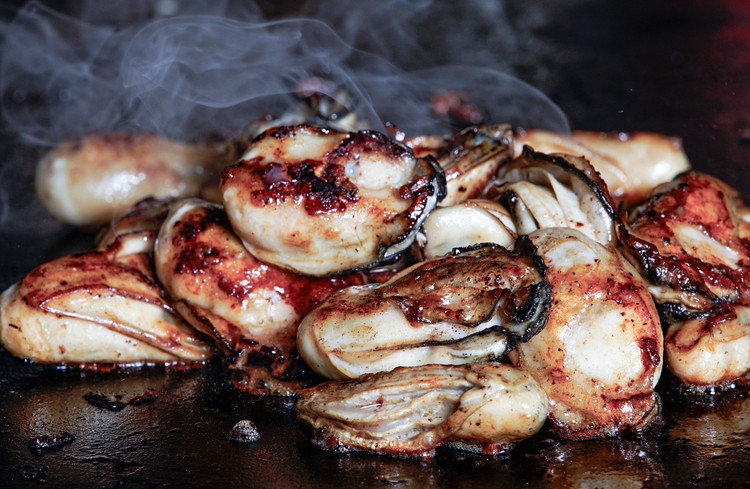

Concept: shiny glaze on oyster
[[622, 171, 750, 320], [220, 124, 445, 276], [0, 250, 215, 366], [154, 199, 365, 384], [510, 228, 663, 439], [665, 304, 750, 389], [297, 240, 550, 380]]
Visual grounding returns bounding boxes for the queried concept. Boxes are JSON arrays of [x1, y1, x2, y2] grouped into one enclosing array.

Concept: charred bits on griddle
[[27, 432, 76, 454], [83, 389, 158, 411]]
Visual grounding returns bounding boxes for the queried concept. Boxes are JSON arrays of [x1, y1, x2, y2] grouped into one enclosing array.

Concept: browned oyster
[[297, 240, 550, 380], [154, 199, 365, 391], [510, 228, 663, 439], [665, 304, 750, 389], [0, 250, 215, 366], [36, 133, 229, 226], [220, 125, 445, 276], [622, 171, 750, 320], [296, 363, 548, 457], [95, 197, 174, 263]]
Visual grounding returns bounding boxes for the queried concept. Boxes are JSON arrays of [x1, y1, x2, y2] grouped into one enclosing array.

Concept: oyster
[[154, 199, 364, 386], [515, 128, 690, 204], [297, 240, 550, 380], [510, 228, 663, 439], [418, 199, 517, 260], [405, 124, 513, 207], [36, 133, 229, 226], [95, 197, 174, 264], [665, 304, 750, 389], [220, 124, 445, 276], [296, 363, 548, 457], [0, 250, 215, 366], [622, 171, 750, 320]]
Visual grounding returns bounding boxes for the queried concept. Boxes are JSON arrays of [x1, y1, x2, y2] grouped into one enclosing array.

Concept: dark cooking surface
[[1, 1, 749, 488]]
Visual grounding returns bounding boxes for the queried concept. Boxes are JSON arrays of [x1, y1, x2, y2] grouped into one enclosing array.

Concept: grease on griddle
[[83, 389, 157, 411], [27, 432, 75, 454], [228, 419, 261, 443]]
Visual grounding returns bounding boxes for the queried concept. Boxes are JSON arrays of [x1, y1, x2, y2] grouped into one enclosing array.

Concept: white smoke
[[0, 0, 569, 237]]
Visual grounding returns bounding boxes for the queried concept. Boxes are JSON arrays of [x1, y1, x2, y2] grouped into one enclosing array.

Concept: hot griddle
[[1, 1, 749, 487]]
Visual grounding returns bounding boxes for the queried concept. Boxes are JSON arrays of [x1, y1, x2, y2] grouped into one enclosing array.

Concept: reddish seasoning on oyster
[[622, 171, 750, 321], [220, 124, 445, 276], [0, 249, 216, 366], [510, 228, 663, 440], [154, 198, 366, 389]]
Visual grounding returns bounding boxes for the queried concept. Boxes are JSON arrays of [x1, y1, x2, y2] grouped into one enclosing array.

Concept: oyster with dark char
[[622, 171, 750, 321], [154, 199, 365, 392], [297, 239, 550, 380], [510, 228, 663, 439], [220, 124, 445, 276]]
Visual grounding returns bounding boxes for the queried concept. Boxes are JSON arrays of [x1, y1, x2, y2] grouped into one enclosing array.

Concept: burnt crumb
[[430, 91, 487, 127], [84, 389, 157, 411], [228, 419, 261, 443], [11, 463, 50, 483], [27, 432, 75, 454]]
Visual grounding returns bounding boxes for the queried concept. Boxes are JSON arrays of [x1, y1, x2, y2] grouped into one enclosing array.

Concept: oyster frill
[[0, 250, 215, 366], [511, 228, 663, 439], [297, 239, 550, 380], [493, 147, 619, 247], [221, 125, 445, 276], [296, 363, 548, 457]]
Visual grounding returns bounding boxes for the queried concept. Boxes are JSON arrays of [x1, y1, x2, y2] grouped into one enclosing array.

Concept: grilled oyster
[[154, 199, 364, 387], [0, 250, 215, 366], [665, 304, 750, 389], [297, 239, 550, 380], [36, 133, 229, 226], [510, 228, 663, 439], [418, 199, 517, 260], [515, 128, 690, 204], [622, 171, 750, 321], [95, 197, 174, 265], [404, 125, 513, 207], [296, 363, 548, 457], [220, 124, 445, 276]]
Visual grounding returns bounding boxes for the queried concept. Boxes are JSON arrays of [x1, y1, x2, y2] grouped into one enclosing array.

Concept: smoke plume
[[0, 0, 568, 238]]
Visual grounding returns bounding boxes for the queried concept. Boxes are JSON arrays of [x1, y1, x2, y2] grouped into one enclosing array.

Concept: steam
[[0, 0, 569, 237]]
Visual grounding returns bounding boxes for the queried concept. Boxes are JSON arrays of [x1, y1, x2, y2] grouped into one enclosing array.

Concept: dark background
[[1, 1, 748, 487]]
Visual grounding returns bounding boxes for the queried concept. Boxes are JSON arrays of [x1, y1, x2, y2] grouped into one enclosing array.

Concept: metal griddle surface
[[1, 1, 749, 487]]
